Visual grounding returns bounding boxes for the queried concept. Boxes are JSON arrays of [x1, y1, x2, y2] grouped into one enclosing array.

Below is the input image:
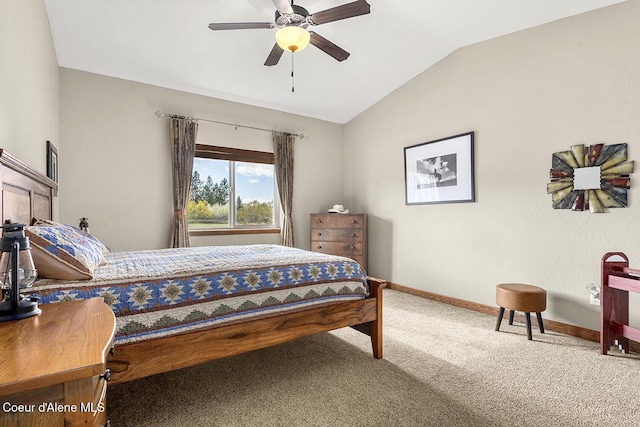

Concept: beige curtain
[[170, 117, 198, 248], [272, 132, 295, 247]]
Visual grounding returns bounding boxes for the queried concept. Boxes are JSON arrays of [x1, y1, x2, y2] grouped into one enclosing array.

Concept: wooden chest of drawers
[[310, 213, 368, 271]]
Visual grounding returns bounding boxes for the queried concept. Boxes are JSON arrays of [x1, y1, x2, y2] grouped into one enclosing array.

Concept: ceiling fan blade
[[308, 0, 370, 25], [208, 22, 275, 31], [272, 0, 294, 15], [264, 43, 285, 66], [309, 31, 350, 62]]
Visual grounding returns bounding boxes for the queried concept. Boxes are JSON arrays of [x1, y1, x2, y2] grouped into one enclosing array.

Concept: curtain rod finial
[[298, 134, 304, 140], [154, 110, 163, 118]]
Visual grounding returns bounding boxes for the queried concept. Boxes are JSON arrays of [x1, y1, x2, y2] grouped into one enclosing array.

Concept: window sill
[[189, 228, 281, 237]]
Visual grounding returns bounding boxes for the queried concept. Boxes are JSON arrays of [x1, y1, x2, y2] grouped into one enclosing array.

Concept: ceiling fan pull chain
[[291, 52, 295, 93]]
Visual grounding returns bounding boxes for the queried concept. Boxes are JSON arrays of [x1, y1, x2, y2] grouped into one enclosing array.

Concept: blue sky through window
[[193, 158, 274, 204]]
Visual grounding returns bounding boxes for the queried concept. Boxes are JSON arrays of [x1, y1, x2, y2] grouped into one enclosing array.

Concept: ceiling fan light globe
[[275, 26, 310, 53]]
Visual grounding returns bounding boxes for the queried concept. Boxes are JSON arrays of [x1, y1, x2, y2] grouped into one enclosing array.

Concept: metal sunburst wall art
[[547, 143, 634, 213]]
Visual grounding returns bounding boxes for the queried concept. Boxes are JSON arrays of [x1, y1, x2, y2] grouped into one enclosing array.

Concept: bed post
[[366, 277, 386, 359], [369, 277, 385, 359], [348, 277, 385, 358]]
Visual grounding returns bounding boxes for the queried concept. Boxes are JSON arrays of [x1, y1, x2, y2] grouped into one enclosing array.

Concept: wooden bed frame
[[0, 149, 385, 385]]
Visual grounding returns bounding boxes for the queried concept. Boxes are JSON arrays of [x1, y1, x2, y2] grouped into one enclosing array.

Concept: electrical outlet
[[590, 294, 600, 306]]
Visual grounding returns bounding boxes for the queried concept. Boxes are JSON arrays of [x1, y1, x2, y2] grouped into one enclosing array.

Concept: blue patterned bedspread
[[28, 245, 368, 344]]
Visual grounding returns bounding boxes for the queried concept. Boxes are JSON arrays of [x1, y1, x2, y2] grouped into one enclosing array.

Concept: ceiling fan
[[208, 0, 371, 66]]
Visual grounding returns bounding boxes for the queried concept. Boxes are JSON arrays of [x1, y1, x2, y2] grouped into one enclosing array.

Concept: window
[[187, 145, 280, 235]]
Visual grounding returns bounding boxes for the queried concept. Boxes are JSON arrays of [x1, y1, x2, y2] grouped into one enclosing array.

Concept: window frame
[[188, 144, 281, 237]]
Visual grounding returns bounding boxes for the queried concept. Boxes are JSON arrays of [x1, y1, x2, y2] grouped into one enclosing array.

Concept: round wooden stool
[[495, 283, 546, 340]]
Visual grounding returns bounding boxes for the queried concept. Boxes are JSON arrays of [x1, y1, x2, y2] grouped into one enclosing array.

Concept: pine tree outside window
[[188, 145, 281, 235]]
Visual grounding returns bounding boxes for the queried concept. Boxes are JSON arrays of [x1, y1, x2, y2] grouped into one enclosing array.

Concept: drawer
[[311, 241, 363, 256], [311, 228, 363, 241], [311, 215, 364, 229], [0, 385, 65, 427]]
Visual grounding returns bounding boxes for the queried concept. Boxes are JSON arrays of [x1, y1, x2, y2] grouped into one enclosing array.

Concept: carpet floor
[[108, 289, 640, 426]]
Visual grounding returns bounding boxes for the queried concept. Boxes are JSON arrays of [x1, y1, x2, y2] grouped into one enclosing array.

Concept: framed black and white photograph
[[404, 132, 475, 205], [46, 140, 58, 184]]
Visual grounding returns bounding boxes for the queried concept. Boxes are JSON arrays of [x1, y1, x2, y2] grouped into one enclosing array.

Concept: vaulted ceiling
[[44, 0, 625, 124]]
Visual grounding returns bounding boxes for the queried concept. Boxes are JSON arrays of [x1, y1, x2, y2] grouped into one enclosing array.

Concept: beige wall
[[0, 0, 59, 179], [344, 0, 640, 330], [58, 69, 344, 251]]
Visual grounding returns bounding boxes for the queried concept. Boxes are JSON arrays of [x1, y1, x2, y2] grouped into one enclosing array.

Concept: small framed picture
[[404, 132, 475, 205], [46, 140, 58, 184]]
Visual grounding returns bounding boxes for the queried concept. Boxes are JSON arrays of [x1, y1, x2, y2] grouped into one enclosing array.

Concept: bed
[[0, 149, 384, 385]]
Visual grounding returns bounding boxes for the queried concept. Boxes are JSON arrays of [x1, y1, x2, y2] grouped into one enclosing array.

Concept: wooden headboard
[[0, 150, 57, 225]]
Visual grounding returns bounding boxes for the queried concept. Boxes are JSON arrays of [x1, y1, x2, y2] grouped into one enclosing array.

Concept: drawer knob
[[317, 245, 322, 249], [109, 345, 115, 355], [317, 232, 322, 236], [100, 368, 111, 382], [351, 233, 356, 237], [351, 246, 356, 250]]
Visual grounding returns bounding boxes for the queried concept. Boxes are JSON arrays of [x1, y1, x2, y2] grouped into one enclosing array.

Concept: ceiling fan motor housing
[[275, 5, 310, 27]]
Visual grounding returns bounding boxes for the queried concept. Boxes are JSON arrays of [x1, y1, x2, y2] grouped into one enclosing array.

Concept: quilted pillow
[[25, 225, 106, 280], [31, 219, 109, 256]]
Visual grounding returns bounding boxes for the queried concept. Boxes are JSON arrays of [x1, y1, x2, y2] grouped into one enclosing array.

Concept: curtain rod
[[154, 111, 304, 139]]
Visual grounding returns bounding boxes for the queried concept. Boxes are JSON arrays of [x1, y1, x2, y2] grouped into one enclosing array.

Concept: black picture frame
[[404, 132, 475, 205], [46, 140, 58, 184]]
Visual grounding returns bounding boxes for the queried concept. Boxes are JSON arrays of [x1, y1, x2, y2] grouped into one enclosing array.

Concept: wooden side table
[[0, 298, 115, 427], [601, 252, 640, 355]]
